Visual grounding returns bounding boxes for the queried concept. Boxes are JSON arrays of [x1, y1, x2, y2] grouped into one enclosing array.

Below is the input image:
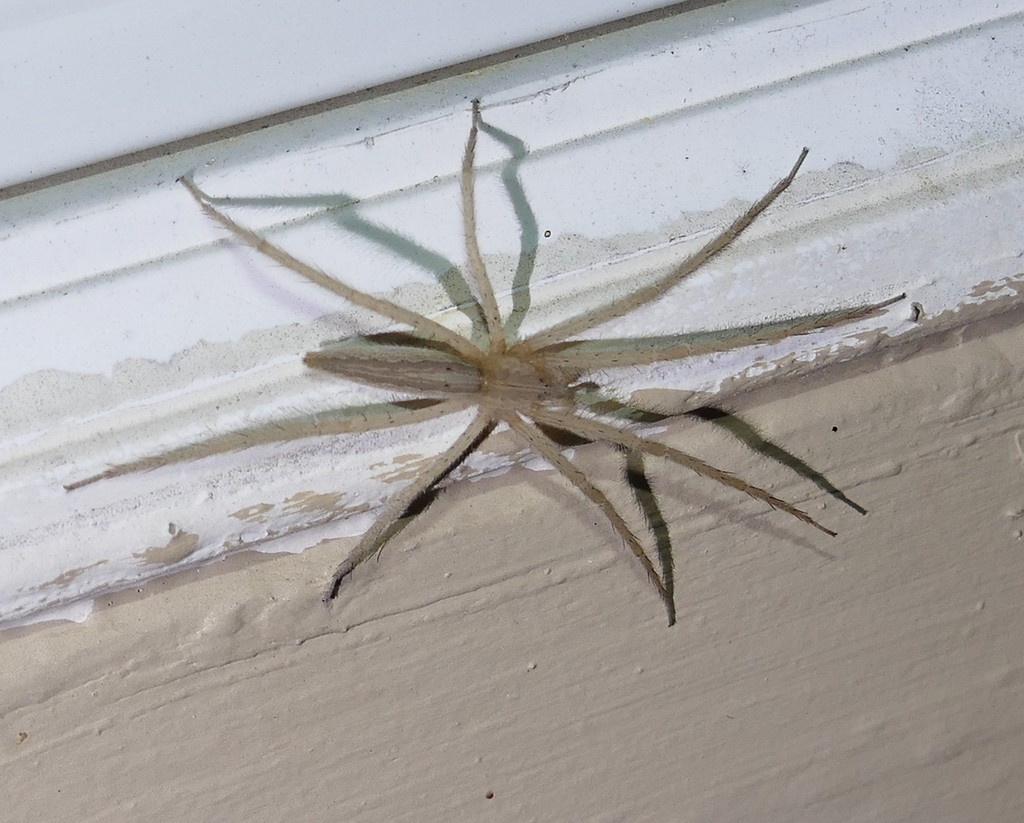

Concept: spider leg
[[505, 413, 676, 626], [460, 100, 506, 353], [536, 294, 906, 370], [515, 148, 810, 352], [65, 398, 468, 491], [531, 415, 677, 617], [180, 176, 482, 364], [530, 407, 836, 537], [684, 406, 867, 515], [186, 188, 490, 343], [324, 412, 495, 602]]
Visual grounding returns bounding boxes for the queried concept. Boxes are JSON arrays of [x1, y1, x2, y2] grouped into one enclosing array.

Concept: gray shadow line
[[577, 390, 866, 515], [477, 116, 540, 342], [199, 189, 489, 345]]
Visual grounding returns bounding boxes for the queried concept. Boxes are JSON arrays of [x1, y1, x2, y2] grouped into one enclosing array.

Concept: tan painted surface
[[2, 309, 1023, 822]]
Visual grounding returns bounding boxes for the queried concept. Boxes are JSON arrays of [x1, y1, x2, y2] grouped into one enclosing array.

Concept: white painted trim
[[0, 0, 684, 187], [1, 0, 1022, 626]]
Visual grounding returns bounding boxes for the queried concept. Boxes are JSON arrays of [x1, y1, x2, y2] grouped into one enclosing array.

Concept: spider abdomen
[[303, 341, 483, 397]]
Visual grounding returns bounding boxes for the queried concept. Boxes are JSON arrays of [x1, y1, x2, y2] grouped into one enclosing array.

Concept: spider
[[66, 100, 904, 625]]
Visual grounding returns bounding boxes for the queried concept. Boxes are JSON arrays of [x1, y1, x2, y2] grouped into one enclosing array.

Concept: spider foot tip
[[322, 580, 342, 604], [63, 475, 97, 492]]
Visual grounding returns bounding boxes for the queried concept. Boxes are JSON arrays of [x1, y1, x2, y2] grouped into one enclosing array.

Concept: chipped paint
[[134, 529, 201, 567]]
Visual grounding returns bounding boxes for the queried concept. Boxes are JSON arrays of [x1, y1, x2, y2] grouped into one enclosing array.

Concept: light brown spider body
[[304, 338, 572, 408], [67, 100, 904, 625]]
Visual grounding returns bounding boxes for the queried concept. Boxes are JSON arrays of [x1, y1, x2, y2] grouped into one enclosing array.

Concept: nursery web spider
[[67, 101, 904, 625]]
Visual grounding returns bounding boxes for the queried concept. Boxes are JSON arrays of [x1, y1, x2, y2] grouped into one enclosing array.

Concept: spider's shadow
[[539, 399, 863, 609], [197, 111, 539, 351], [201, 108, 865, 604]]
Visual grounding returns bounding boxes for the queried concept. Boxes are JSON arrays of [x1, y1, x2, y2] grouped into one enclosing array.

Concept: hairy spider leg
[[530, 407, 836, 535], [505, 413, 676, 624], [324, 414, 495, 601], [64, 399, 470, 490], [536, 295, 907, 371], [513, 148, 811, 353], [179, 176, 484, 365], [461, 99, 506, 353]]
